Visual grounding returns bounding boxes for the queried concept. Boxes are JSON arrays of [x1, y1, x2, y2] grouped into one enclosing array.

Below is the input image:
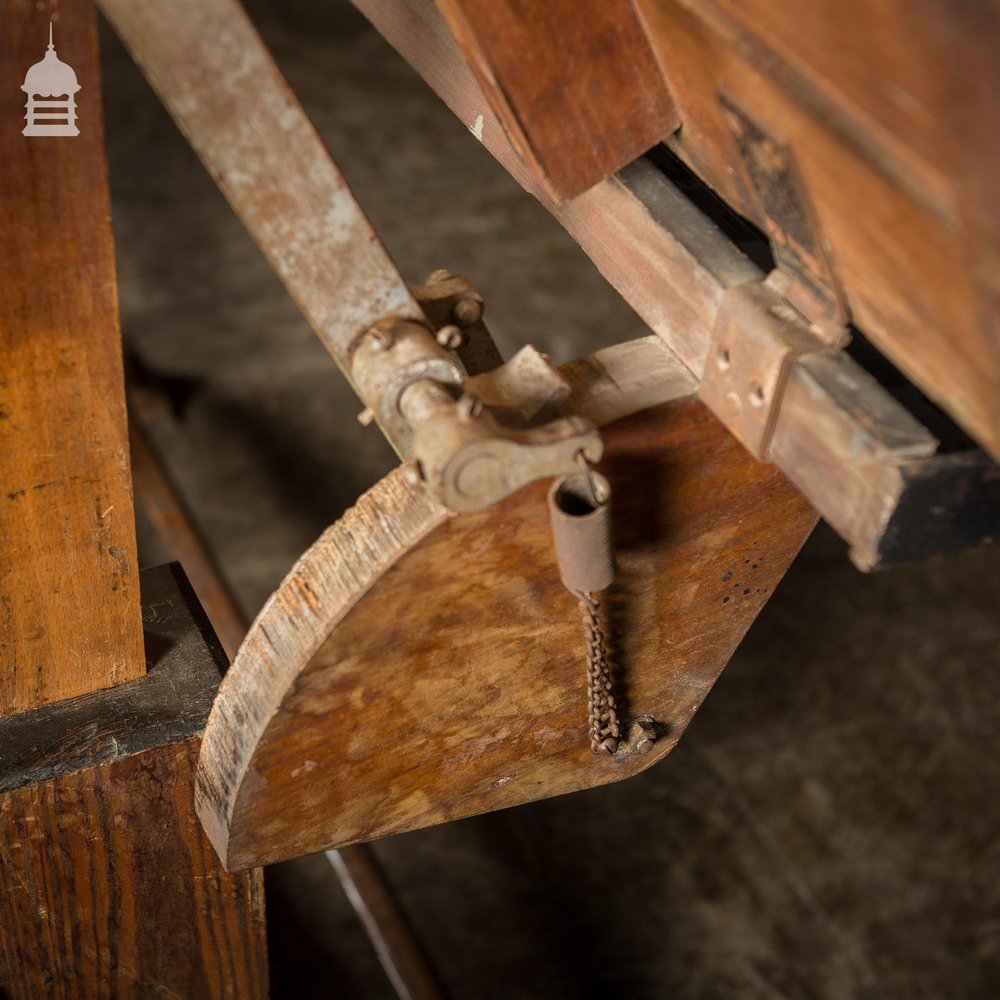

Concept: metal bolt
[[436, 325, 464, 350], [452, 293, 484, 327], [456, 393, 483, 422], [364, 325, 395, 351], [628, 717, 658, 754]]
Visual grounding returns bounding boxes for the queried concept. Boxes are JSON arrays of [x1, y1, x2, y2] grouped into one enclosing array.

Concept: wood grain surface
[[434, 0, 679, 200], [197, 385, 816, 870], [0, 0, 144, 716], [0, 566, 267, 999], [635, 0, 1000, 461]]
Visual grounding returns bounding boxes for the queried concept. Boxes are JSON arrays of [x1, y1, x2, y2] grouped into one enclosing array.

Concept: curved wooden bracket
[[196, 343, 815, 870]]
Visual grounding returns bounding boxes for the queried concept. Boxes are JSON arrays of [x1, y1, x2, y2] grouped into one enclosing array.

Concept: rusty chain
[[578, 591, 622, 755]]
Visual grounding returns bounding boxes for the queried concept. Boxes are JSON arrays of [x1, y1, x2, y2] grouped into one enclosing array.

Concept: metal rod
[[127, 392, 445, 1000], [327, 848, 446, 1000]]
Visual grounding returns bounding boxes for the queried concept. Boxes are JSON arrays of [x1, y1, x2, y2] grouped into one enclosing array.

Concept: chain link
[[578, 591, 621, 755]]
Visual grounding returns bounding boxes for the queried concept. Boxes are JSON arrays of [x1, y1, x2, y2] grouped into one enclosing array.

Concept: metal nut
[[452, 293, 484, 327], [628, 717, 658, 754], [436, 325, 464, 350]]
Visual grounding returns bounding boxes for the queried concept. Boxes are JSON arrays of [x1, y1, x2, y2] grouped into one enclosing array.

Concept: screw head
[[363, 325, 394, 351]]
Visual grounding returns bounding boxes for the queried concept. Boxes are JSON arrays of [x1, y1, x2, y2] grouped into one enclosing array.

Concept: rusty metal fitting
[[436, 325, 464, 350], [456, 393, 483, 422], [351, 315, 603, 515], [548, 471, 615, 594], [452, 293, 484, 328], [699, 279, 849, 459], [628, 717, 658, 754], [350, 319, 463, 452], [410, 271, 502, 375]]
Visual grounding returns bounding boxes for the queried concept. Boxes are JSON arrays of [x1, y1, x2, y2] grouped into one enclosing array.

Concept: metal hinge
[[699, 272, 850, 459]]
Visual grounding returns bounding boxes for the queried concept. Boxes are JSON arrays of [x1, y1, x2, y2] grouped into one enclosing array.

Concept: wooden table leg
[[0, 566, 268, 998]]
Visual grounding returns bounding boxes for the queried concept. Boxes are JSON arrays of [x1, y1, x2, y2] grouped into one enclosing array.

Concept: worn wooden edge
[[0, 564, 226, 793], [195, 339, 696, 864], [195, 467, 450, 860], [860, 450, 1000, 569]]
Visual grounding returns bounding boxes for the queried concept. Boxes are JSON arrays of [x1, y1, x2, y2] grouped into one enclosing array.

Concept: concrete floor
[[102, 2, 1000, 997]]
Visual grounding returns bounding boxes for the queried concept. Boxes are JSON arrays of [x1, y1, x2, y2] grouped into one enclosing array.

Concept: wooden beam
[[0, 0, 144, 716], [433, 0, 679, 200], [0, 6, 268, 992], [635, 0, 1000, 461], [0, 565, 268, 998]]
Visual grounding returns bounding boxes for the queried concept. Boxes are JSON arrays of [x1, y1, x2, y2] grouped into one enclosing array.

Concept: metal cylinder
[[547, 472, 615, 595]]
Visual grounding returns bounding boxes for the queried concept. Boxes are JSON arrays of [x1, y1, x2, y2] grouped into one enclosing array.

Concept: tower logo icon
[[22, 24, 80, 137]]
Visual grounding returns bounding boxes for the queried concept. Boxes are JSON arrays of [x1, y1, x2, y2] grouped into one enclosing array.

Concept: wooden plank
[[98, 0, 425, 455], [634, 0, 1000, 461], [433, 0, 679, 200], [0, 0, 144, 716], [196, 348, 817, 869], [0, 565, 268, 999]]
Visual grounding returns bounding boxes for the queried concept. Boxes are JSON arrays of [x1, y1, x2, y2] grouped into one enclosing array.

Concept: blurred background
[[101, 2, 1000, 996]]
